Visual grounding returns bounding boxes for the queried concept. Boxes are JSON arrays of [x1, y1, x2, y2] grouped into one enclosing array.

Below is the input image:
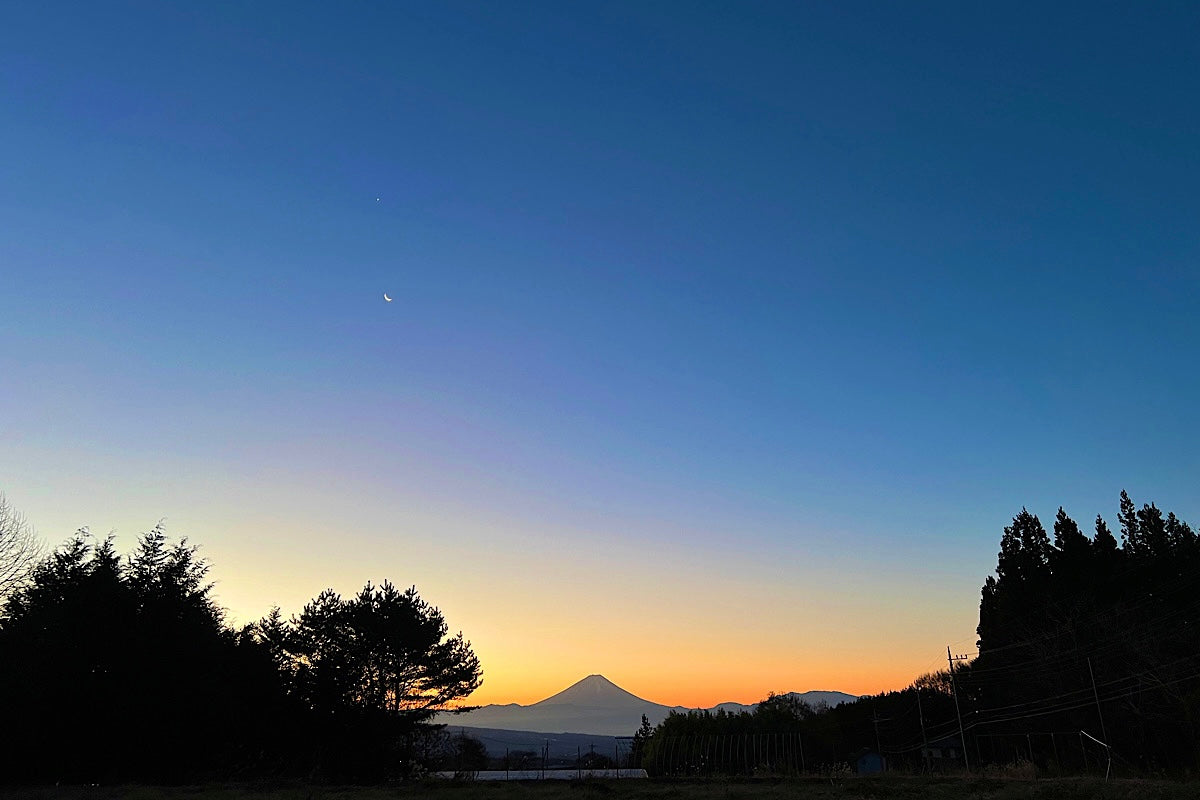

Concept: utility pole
[[871, 706, 888, 771], [1087, 656, 1109, 744], [948, 646, 971, 772], [916, 688, 931, 774]]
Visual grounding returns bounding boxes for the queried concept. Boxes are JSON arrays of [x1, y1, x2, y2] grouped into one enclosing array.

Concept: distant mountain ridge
[[445, 674, 856, 737]]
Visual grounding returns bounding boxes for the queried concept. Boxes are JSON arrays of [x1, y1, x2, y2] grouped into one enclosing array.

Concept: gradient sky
[[2, 2, 1197, 708]]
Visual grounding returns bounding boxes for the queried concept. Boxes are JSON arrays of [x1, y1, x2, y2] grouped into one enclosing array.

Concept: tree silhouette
[[0, 526, 289, 783], [639, 493, 1200, 776], [426, 730, 489, 776], [631, 713, 654, 766], [0, 492, 42, 603], [248, 580, 482, 780], [0, 521, 484, 783], [972, 493, 1200, 772], [266, 580, 481, 720]]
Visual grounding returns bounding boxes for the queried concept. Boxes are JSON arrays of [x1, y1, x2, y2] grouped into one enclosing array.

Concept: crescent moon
[[383, 293, 393, 302]]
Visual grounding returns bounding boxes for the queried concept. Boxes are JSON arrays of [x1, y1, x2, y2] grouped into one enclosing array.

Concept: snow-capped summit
[[444, 675, 856, 737], [535, 674, 652, 707]]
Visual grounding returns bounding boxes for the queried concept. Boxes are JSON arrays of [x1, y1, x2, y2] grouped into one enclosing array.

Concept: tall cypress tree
[[1118, 489, 1143, 556], [1051, 507, 1091, 581]]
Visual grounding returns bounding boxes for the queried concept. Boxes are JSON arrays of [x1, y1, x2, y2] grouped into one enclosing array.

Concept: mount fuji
[[444, 674, 855, 737]]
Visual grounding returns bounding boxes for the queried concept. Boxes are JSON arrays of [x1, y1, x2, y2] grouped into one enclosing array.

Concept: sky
[[1, 1, 1197, 708]]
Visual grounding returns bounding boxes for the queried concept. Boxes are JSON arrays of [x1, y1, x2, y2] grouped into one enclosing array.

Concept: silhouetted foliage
[[639, 692, 862, 775], [631, 713, 654, 767], [421, 731, 489, 777], [266, 581, 481, 720], [968, 492, 1200, 774], [0, 524, 481, 784], [0, 526, 291, 783], [500, 749, 540, 770], [6, 491, 1195, 781], [245, 580, 483, 780], [911, 669, 954, 696], [640, 493, 1200, 777]]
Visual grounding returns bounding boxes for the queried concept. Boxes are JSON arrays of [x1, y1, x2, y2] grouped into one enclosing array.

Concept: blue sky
[[1, 1, 1197, 703]]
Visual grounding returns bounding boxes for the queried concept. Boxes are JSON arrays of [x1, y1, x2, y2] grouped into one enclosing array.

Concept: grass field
[[3, 776, 1198, 800]]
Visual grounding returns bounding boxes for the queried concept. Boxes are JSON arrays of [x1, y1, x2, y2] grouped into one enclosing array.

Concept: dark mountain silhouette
[[447, 674, 855, 736]]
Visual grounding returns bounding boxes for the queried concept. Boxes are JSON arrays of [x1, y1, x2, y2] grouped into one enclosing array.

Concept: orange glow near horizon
[[455, 635, 962, 709], [188, 504, 983, 714], [462, 664, 929, 709], [13, 478, 984, 717]]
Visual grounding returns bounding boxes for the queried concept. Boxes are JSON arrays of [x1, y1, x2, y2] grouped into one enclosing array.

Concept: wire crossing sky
[[1, 1, 1197, 706]]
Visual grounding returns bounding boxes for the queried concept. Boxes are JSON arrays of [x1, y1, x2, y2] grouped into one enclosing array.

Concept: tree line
[[0, 516, 483, 783], [4, 490, 1196, 781], [635, 492, 1200, 777]]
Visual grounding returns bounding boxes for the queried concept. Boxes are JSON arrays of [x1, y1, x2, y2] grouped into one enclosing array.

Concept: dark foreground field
[[3, 777, 1198, 800]]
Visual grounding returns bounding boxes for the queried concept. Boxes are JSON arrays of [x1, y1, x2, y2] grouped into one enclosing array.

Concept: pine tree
[[631, 714, 654, 767], [1051, 507, 1091, 580], [1136, 502, 1170, 559], [1165, 513, 1196, 556], [1118, 489, 1143, 555], [996, 508, 1051, 586], [1093, 515, 1119, 555]]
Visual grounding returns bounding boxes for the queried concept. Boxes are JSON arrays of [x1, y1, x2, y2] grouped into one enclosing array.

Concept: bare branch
[[0, 492, 44, 602]]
